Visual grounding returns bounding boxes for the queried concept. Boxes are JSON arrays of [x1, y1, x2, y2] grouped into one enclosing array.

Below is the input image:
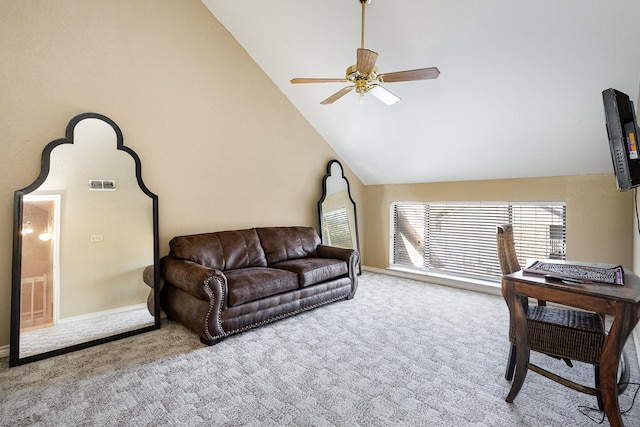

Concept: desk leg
[[505, 282, 529, 403], [599, 304, 635, 427]]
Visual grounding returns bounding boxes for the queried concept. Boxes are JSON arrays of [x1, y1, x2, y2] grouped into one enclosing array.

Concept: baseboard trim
[[57, 303, 147, 324], [0, 344, 9, 359], [362, 265, 502, 297]]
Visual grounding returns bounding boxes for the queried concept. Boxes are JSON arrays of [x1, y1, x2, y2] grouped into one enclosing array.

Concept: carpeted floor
[[1, 272, 638, 426]]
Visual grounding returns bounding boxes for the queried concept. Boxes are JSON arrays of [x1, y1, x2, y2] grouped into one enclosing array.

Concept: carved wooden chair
[[496, 224, 629, 409]]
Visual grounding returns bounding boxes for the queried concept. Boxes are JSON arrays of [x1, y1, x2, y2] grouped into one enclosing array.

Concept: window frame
[[389, 201, 567, 282]]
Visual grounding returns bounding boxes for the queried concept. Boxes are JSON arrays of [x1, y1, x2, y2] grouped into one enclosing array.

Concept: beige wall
[[0, 0, 363, 348], [362, 174, 634, 270]]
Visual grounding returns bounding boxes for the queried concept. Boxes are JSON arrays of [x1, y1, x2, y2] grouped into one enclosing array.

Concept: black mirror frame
[[317, 159, 361, 274], [10, 112, 160, 367]]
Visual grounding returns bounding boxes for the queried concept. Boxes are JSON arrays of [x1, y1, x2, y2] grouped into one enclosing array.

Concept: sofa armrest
[[160, 256, 228, 342], [142, 264, 166, 318], [317, 245, 360, 297], [160, 256, 227, 302], [317, 244, 356, 263]]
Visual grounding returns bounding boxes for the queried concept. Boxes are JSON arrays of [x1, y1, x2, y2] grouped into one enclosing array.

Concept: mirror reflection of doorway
[[20, 195, 60, 332]]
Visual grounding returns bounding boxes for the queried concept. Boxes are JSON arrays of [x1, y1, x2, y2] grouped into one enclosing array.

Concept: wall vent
[[89, 179, 116, 191]]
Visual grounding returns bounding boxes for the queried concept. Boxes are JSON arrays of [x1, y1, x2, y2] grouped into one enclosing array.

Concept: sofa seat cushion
[[225, 267, 299, 307], [271, 258, 348, 288]]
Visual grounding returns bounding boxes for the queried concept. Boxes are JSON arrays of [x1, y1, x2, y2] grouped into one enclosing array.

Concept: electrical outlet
[[90, 234, 103, 242]]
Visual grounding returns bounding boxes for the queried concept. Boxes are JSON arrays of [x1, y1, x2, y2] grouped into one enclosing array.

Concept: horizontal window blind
[[321, 208, 353, 248], [391, 202, 566, 281]]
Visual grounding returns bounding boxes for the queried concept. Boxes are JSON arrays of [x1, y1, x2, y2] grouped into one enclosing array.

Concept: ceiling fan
[[290, 0, 440, 105]]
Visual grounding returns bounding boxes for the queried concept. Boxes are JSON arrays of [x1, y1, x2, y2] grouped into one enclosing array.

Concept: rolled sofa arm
[[142, 264, 166, 318], [317, 244, 360, 297], [160, 256, 226, 302], [160, 256, 228, 343], [316, 244, 356, 262]]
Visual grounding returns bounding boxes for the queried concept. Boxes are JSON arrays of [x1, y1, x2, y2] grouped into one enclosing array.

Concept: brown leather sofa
[[160, 226, 359, 345]]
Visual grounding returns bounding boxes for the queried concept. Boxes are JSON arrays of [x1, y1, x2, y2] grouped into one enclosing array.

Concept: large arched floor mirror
[[10, 112, 160, 367], [318, 159, 361, 273]]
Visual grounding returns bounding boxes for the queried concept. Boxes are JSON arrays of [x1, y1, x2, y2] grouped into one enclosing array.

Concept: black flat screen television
[[602, 88, 640, 190]]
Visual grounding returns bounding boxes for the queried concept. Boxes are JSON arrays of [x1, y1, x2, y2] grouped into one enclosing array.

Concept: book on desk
[[522, 259, 625, 285]]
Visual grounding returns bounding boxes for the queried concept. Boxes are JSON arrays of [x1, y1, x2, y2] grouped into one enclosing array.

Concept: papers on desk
[[523, 259, 624, 285]]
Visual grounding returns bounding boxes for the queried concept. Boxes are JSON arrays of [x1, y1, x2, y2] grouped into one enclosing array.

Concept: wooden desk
[[502, 268, 640, 427]]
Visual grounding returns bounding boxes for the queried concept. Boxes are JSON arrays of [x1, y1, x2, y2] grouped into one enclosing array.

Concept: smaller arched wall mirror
[[318, 159, 361, 273], [10, 112, 160, 367]]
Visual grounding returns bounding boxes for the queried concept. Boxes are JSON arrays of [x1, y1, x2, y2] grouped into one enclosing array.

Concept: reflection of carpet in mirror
[[20, 306, 154, 358]]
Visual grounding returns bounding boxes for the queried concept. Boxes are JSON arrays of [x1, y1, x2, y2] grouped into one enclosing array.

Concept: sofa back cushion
[[169, 228, 267, 271], [256, 226, 320, 265]]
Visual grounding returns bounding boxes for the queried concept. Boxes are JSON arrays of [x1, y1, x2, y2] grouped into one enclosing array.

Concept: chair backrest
[[496, 224, 521, 275]]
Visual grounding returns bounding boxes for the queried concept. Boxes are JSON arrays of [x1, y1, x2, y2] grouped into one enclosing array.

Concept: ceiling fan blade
[[368, 84, 400, 105], [320, 86, 354, 105], [291, 78, 349, 84], [378, 67, 440, 83], [356, 48, 378, 76]]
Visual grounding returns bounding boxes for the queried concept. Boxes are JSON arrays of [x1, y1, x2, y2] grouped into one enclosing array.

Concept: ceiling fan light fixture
[[355, 78, 368, 92], [290, 0, 438, 105]]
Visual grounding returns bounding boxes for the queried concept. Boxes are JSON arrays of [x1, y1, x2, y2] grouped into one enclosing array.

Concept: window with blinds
[[391, 202, 566, 281]]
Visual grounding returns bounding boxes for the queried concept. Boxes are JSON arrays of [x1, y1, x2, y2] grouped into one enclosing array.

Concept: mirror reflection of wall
[[11, 113, 159, 367], [318, 159, 360, 271]]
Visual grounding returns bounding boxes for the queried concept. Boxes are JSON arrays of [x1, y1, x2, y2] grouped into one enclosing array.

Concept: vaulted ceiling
[[203, 0, 640, 185]]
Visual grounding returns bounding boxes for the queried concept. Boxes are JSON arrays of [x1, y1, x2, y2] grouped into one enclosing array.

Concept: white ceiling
[[202, 0, 640, 185]]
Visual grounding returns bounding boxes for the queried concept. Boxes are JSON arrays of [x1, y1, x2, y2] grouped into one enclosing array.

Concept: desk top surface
[[504, 269, 640, 305]]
